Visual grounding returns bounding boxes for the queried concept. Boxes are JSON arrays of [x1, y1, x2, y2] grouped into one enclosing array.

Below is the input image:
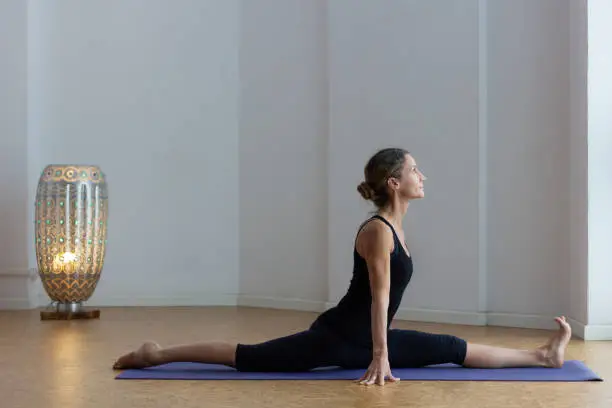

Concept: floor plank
[[1, 306, 610, 408]]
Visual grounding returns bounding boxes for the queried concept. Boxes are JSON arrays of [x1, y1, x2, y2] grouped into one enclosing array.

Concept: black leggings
[[234, 325, 468, 372]]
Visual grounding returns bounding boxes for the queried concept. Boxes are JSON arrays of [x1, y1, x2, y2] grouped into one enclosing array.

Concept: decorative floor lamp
[[35, 165, 108, 320]]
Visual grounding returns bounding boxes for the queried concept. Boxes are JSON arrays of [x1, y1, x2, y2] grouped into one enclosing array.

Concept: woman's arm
[[357, 221, 394, 356], [356, 220, 398, 385]]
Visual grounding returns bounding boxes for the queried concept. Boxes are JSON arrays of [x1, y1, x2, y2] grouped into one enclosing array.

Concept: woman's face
[[396, 154, 427, 200]]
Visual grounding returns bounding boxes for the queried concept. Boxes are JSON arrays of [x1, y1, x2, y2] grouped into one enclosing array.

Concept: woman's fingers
[[364, 371, 376, 385], [359, 369, 381, 386], [357, 369, 371, 384], [356, 371, 400, 386], [357, 368, 371, 382], [358, 369, 370, 385]]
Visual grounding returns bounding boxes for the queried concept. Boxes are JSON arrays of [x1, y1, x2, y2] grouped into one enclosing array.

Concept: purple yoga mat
[[115, 360, 602, 382]]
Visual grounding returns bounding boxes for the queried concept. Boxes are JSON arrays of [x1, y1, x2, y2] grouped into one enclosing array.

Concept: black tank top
[[312, 215, 413, 347]]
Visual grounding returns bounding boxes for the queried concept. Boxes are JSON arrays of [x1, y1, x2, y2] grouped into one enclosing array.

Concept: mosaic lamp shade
[[35, 165, 108, 316]]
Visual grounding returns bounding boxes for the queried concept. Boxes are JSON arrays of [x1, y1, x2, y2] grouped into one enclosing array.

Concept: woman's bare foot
[[113, 341, 162, 370], [537, 316, 572, 368]]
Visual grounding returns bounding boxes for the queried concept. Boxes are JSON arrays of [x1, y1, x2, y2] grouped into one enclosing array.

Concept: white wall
[[0, 0, 33, 309], [3, 0, 607, 338], [27, 0, 241, 306], [587, 0, 612, 328], [327, 0, 482, 323], [486, 0, 570, 322], [238, 0, 328, 308]]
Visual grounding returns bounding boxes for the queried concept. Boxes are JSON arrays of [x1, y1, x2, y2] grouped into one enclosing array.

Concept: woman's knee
[[387, 329, 468, 367], [234, 329, 342, 372]]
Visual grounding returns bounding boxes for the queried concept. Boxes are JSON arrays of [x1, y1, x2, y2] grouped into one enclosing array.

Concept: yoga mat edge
[[115, 360, 602, 382]]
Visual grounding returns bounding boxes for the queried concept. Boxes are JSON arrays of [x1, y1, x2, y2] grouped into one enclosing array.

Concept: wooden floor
[[1, 306, 610, 408]]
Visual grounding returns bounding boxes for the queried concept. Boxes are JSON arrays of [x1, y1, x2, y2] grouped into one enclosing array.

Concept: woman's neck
[[377, 200, 409, 228]]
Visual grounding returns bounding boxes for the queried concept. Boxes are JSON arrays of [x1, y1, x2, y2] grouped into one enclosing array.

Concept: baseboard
[[325, 301, 487, 326], [18, 289, 612, 340], [0, 268, 37, 278], [568, 317, 586, 339], [566, 318, 612, 341], [257, 298, 610, 339], [240, 298, 487, 326], [487, 314, 612, 340], [583, 324, 612, 341], [239, 295, 326, 313], [83, 294, 239, 307], [0, 267, 40, 310], [487, 312, 561, 331], [395, 307, 487, 326], [0, 298, 34, 310]]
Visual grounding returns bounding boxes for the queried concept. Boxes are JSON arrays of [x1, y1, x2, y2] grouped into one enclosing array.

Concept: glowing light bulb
[[60, 252, 76, 263], [52, 252, 77, 273]]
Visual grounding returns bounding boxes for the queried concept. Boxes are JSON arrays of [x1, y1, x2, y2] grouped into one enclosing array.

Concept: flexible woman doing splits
[[113, 147, 572, 386]]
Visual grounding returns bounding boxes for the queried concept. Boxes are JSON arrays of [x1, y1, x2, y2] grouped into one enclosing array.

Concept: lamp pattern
[[35, 165, 108, 302]]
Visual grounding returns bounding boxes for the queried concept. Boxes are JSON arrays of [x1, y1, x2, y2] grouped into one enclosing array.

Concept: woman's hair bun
[[357, 181, 376, 200]]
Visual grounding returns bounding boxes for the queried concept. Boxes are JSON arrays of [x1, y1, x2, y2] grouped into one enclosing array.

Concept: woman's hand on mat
[[357, 354, 400, 386]]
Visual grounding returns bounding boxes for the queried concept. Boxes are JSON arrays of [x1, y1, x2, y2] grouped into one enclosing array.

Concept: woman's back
[[311, 215, 413, 347]]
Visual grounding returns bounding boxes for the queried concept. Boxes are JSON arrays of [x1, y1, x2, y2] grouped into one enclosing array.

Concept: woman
[[113, 147, 572, 386]]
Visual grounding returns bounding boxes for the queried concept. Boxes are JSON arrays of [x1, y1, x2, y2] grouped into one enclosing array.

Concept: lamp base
[[40, 301, 100, 320], [40, 308, 100, 320]]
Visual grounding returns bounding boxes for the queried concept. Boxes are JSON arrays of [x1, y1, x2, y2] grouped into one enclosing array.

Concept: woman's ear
[[387, 177, 400, 191]]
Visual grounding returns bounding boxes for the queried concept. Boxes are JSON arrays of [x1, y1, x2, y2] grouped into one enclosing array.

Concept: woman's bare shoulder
[[356, 218, 394, 259]]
